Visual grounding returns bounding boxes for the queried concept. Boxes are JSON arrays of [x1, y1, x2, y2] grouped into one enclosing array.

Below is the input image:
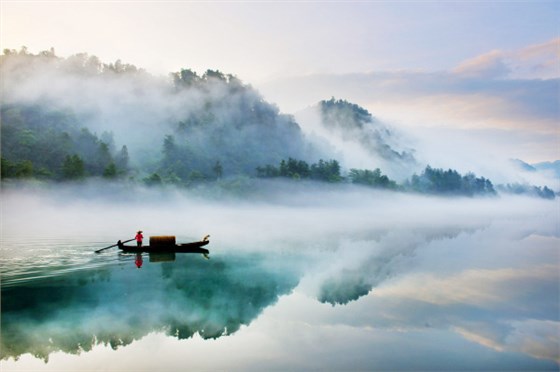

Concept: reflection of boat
[[149, 252, 176, 262], [117, 235, 210, 254]]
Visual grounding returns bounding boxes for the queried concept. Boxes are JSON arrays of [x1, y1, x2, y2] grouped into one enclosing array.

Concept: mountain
[[0, 48, 556, 199], [532, 160, 560, 178], [0, 48, 322, 182], [294, 98, 417, 181], [318, 98, 416, 163], [509, 159, 537, 172]]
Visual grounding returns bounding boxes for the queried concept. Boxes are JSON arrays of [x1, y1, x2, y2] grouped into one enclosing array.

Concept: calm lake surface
[[1, 185, 559, 371]]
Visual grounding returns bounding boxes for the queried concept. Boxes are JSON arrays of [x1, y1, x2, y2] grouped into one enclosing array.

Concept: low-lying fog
[[1, 182, 558, 369]]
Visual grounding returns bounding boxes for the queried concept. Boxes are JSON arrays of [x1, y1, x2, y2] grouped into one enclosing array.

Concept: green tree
[[95, 142, 113, 175], [1, 157, 14, 178], [14, 160, 34, 178], [62, 155, 84, 180], [255, 164, 279, 178], [311, 159, 342, 182], [103, 162, 117, 178], [115, 145, 129, 173], [407, 166, 495, 196], [172, 68, 200, 89], [203, 69, 226, 82], [349, 168, 397, 189], [144, 173, 162, 186]]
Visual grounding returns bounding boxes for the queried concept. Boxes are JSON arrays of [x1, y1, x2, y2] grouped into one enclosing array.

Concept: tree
[[172, 68, 200, 89], [14, 160, 34, 178], [1, 157, 14, 178], [349, 168, 397, 189], [203, 69, 226, 82], [144, 173, 162, 186], [256, 158, 342, 183], [103, 162, 117, 178], [62, 155, 84, 180], [115, 145, 129, 173], [541, 186, 555, 199], [255, 164, 279, 178], [407, 166, 495, 196], [497, 183, 554, 199], [213, 161, 223, 179], [95, 142, 113, 175], [163, 135, 176, 158], [311, 159, 342, 182]]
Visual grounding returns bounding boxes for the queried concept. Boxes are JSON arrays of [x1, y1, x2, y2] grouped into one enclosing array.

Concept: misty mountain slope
[[509, 159, 537, 172], [533, 160, 560, 179], [1, 49, 556, 198], [295, 98, 417, 180], [320, 98, 415, 162], [161, 70, 318, 178], [500, 159, 559, 198], [1, 103, 129, 180], [0, 49, 322, 181]]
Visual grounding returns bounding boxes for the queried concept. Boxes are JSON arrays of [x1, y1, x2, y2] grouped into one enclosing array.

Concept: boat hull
[[118, 240, 209, 254]]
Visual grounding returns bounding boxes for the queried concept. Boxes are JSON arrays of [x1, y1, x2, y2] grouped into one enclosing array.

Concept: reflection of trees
[[319, 273, 371, 306], [318, 227, 481, 305], [1, 253, 299, 361], [161, 255, 299, 340]]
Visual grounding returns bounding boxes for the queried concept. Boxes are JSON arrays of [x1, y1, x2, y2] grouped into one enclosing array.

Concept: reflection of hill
[[160, 255, 299, 340], [318, 227, 480, 305], [1, 253, 299, 361]]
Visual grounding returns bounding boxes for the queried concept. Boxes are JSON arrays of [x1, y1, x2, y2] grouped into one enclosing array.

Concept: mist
[[3, 49, 558, 200], [1, 50, 323, 180], [294, 100, 418, 181], [2, 181, 557, 289]]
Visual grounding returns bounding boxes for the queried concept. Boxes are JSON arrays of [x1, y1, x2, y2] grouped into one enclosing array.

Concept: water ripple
[[0, 237, 126, 287]]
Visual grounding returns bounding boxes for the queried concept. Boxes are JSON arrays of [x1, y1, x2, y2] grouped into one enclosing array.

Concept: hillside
[[1, 48, 556, 199], [1, 48, 320, 183]]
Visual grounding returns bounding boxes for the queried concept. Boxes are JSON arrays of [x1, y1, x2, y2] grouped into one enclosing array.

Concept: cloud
[[452, 38, 560, 80], [258, 38, 559, 165], [452, 50, 511, 79], [506, 319, 560, 363], [453, 319, 560, 364], [374, 264, 558, 309], [510, 38, 560, 80]]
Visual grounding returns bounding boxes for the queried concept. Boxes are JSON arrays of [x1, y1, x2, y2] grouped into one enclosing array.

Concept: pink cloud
[[452, 50, 510, 79], [453, 38, 560, 80]]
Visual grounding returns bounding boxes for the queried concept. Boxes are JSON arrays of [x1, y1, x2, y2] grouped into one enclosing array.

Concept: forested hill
[[319, 97, 415, 164], [1, 48, 318, 182], [0, 48, 556, 199]]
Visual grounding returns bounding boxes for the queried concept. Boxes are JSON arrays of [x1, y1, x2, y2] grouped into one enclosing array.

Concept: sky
[[1, 1, 559, 163], [1, 2, 558, 81]]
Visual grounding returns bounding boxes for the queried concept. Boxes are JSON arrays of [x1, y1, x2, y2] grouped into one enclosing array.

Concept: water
[[1, 187, 559, 370]]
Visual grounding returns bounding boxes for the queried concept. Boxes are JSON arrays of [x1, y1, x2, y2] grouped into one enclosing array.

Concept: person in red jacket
[[135, 230, 143, 247]]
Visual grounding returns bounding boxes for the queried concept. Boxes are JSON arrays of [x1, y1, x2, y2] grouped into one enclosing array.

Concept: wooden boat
[[117, 235, 210, 254]]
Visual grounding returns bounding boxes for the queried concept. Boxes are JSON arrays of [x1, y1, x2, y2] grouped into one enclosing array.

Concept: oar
[[95, 238, 135, 253]]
